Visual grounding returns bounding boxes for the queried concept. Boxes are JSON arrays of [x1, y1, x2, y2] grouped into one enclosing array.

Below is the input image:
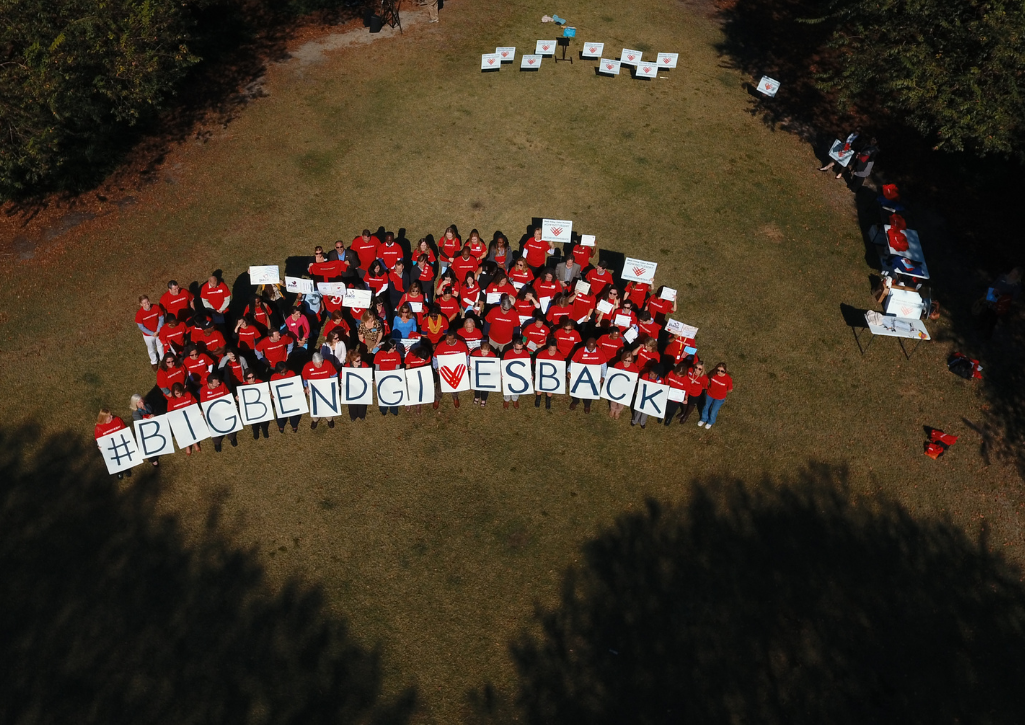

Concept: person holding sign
[[625, 281, 650, 309], [535, 269, 561, 301], [522, 314, 550, 351], [459, 271, 482, 313], [365, 260, 390, 296], [240, 370, 271, 440], [95, 407, 133, 479], [167, 383, 201, 454], [199, 274, 231, 326], [646, 286, 677, 322], [569, 339, 607, 413], [200, 374, 238, 452], [698, 362, 733, 430], [374, 340, 403, 416], [129, 394, 162, 468], [631, 366, 664, 429], [471, 340, 498, 406], [485, 296, 519, 353], [303, 353, 339, 428], [663, 361, 690, 426], [271, 362, 303, 433], [819, 128, 860, 176], [522, 227, 552, 276], [502, 340, 531, 408], [485, 271, 517, 303], [534, 339, 565, 409], [608, 350, 639, 420], [509, 257, 535, 288], [350, 230, 381, 271]]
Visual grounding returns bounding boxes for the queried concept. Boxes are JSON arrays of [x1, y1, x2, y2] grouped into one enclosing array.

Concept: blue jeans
[[700, 396, 725, 425]]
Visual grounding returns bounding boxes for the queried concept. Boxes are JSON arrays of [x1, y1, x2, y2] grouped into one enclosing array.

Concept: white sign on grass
[[536, 40, 556, 56], [501, 359, 534, 396], [375, 371, 408, 407], [496, 46, 516, 61], [622, 257, 658, 283], [621, 49, 642, 65], [636, 63, 658, 79], [248, 265, 281, 285], [341, 367, 374, 405], [601, 368, 639, 405], [521, 54, 541, 69], [237, 382, 276, 425], [581, 42, 604, 58], [481, 53, 500, 71], [569, 363, 602, 400], [470, 357, 502, 392], [541, 218, 573, 244], [598, 58, 621, 75], [285, 276, 315, 294], [666, 319, 698, 338], [308, 378, 342, 418], [633, 380, 670, 418], [97, 428, 143, 474], [342, 288, 373, 308], [437, 352, 470, 394], [758, 76, 780, 97], [134, 415, 175, 459], [167, 404, 211, 448], [201, 395, 243, 436], [270, 377, 309, 418], [404, 367, 435, 405], [535, 358, 566, 395], [657, 52, 679, 69], [317, 282, 346, 296]]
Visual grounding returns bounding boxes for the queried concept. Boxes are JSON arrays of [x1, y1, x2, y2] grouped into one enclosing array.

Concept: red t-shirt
[[436, 339, 470, 357], [468, 239, 487, 260], [523, 322, 550, 347], [457, 327, 484, 345], [194, 329, 226, 354], [667, 370, 689, 391], [135, 305, 163, 335], [514, 298, 538, 320], [373, 349, 403, 371], [351, 235, 381, 269], [157, 364, 186, 392], [309, 260, 346, 281], [486, 281, 517, 300], [485, 307, 520, 345], [536, 348, 566, 362], [223, 359, 245, 386], [504, 347, 531, 360], [245, 303, 271, 330], [572, 347, 607, 365], [460, 282, 481, 306], [535, 280, 561, 300], [639, 319, 662, 341], [379, 243, 404, 269], [625, 282, 650, 309], [167, 392, 197, 411], [303, 361, 338, 380], [554, 328, 581, 357], [94, 416, 127, 439], [183, 353, 214, 384], [450, 256, 479, 281], [271, 370, 296, 381], [256, 334, 294, 367], [636, 347, 659, 372], [438, 296, 461, 320], [365, 272, 388, 295], [160, 289, 192, 319], [236, 325, 260, 351], [439, 235, 462, 261], [664, 339, 690, 363], [597, 333, 624, 361], [585, 268, 613, 297], [199, 383, 231, 403], [707, 373, 733, 400], [323, 318, 350, 339], [647, 296, 673, 319], [388, 270, 407, 296], [159, 324, 186, 350], [200, 282, 231, 311], [614, 360, 640, 373], [572, 245, 592, 268], [572, 293, 596, 322], [685, 374, 709, 398], [611, 309, 638, 331], [404, 350, 430, 368], [547, 304, 572, 326], [523, 238, 550, 267], [509, 268, 535, 286], [471, 347, 496, 358]]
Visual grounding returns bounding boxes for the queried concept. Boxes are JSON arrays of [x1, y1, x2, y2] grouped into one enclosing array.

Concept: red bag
[[882, 184, 900, 200], [924, 443, 945, 459], [889, 213, 907, 231], [887, 228, 909, 251], [929, 430, 958, 446]]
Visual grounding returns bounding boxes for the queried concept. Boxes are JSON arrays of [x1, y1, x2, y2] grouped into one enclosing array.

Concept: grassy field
[[1, 0, 1023, 721]]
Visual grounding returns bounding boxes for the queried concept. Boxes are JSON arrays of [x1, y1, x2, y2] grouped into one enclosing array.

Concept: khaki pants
[[426, 0, 438, 21]]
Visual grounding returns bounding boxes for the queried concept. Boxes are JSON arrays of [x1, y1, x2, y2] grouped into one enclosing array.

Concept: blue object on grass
[[552, 14, 566, 24], [563, 26, 576, 37]]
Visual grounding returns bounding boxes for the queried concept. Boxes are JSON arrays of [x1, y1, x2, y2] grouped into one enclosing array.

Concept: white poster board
[[828, 139, 855, 167], [666, 319, 698, 338], [270, 376, 309, 418], [285, 276, 315, 294], [470, 357, 502, 392], [636, 63, 658, 79], [134, 415, 176, 459], [621, 49, 642, 65], [668, 386, 687, 403], [317, 282, 346, 296], [757, 76, 780, 97], [308, 377, 342, 418], [201, 395, 244, 436], [501, 359, 534, 396], [569, 362, 602, 400], [97, 428, 143, 474], [237, 382, 276, 425], [598, 58, 621, 75], [582, 42, 604, 58], [657, 52, 678, 69], [574, 280, 591, 295], [541, 218, 573, 245], [341, 367, 374, 405], [496, 46, 516, 62], [248, 265, 281, 285], [343, 288, 373, 308], [633, 380, 670, 418], [596, 299, 614, 315], [375, 371, 408, 408], [167, 404, 211, 448], [481, 53, 500, 71], [600, 368, 639, 405], [521, 54, 541, 69], [622, 257, 657, 284], [581, 234, 596, 247], [535, 358, 567, 395], [535, 40, 556, 56], [437, 352, 470, 393], [404, 367, 435, 405]]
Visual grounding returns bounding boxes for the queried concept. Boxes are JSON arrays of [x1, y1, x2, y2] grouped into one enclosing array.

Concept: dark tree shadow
[[0, 424, 415, 725], [472, 464, 1025, 724]]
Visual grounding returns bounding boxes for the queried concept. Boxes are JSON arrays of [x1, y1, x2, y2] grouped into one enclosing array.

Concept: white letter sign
[[598, 58, 621, 75], [167, 404, 211, 448], [569, 363, 602, 400], [97, 428, 143, 474], [405, 367, 435, 405], [535, 358, 566, 394], [202, 395, 243, 436], [375, 371, 407, 407], [308, 378, 342, 418], [341, 367, 374, 405], [470, 357, 502, 392], [437, 352, 470, 394], [134, 415, 175, 459], [581, 42, 604, 59], [541, 218, 573, 245], [248, 265, 281, 285], [633, 380, 670, 418], [622, 257, 657, 284], [238, 382, 275, 425], [601, 369, 639, 404], [270, 377, 309, 418], [501, 359, 534, 396]]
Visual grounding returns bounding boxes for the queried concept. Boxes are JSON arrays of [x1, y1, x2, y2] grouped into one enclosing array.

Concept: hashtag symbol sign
[[107, 434, 136, 465]]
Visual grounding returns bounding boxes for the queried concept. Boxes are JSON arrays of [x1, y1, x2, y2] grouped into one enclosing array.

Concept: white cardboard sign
[[541, 218, 573, 244], [521, 54, 541, 69], [317, 282, 346, 296], [470, 357, 502, 392], [486, 292, 502, 305], [596, 299, 614, 315], [285, 276, 315, 294], [622, 257, 657, 284], [660, 287, 677, 301], [237, 382, 276, 425], [601, 368, 639, 405], [270, 377, 309, 418], [481, 53, 500, 71], [569, 362, 602, 400], [343, 288, 373, 308], [167, 404, 211, 448], [758, 76, 780, 97], [248, 265, 281, 285], [536, 40, 556, 56], [501, 359, 534, 396], [201, 395, 244, 436], [496, 46, 516, 61], [621, 49, 642, 65], [574, 280, 591, 295], [133, 415, 176, 459], [404, 367, 435, 405], [668, 387, 687, 403], [633, 380, 670, 418], [666, 319, 698, 338], [581, 42, 604, 58], [375, 371, 408, 407], [535, 358, 567, 394], [636, 63, 658, 79], [437, 352, 471, 393], [598, 58, 621, 75], [581, 234, 596, 247], [308, 377, 342, 418], [341, 367, 374, 405], [657, 52, 678, 69], [97, 428, 143, 474]]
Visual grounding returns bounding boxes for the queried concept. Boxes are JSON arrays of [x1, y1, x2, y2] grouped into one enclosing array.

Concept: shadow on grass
[[0, 423, 415, 725], [471, 463, 1025, 723]]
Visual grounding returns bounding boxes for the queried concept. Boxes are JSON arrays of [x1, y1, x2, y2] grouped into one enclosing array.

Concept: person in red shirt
[[388, 259, 410, 308], [625, 281, 650, 309], [514, 288, 541, 322], [159, 314, 188, 355], [569, 338, 607, 413], [436, 286, 461, 321], [365, 260, 389, 296], [432, 329, 469, 410], [467, 229, 488, 261], [554, 318, 582, 358], [646, 287, 677, 322], [270, 362, 303, 433], [373, 339, 403, 416], [256, 329, 294, 371], [457, 316, 484, 349], [403, 340, 431, 415], [677, 362, 707, 425], [239, 369, 270, 440], [664, 361, 690, 426], [522, 314, 550, 350], [302, 351, 339, 429], [199, 274, 231, 325], [182, 344, 214, 388], [509, 257, 535, 288], [534, 338, 565, 410], [485, 297, 519, 353], [699, 362, 734, 430], [450, 245, 479, 282], [546, 293, 573, 327], [378, 232, 404, 270], [166, 383, 201, 455], [415, 253, 436, 286], [218, 349, 248, 388], [156, 352, 186, 396], [135, 295, 165, 368], [400, 281, 428, 322], [234, 316, 261, 353], [94, 407, 130, 478], [322, 310, 350, 343], [438, 226, 462, 268], [637, 310, 662, 342], [522, 227, 552, 274], [608, 350, 639, 420], [585, 260, 614, 298], [421, 305, 449, 345], [485, 271, 517, 303], [636, 336, 660, 373], [502, 339, 531, 408], [534, 269, 562, 303], [597, 327, 624, 361], [570, 287, 596, 327], [351, 229, 381, 270], [609, 299, 639, 333], [160, 280, 193, 320], [200, 373, 238, 452], [631, 366, 664, 429], [664, 333, 693, 366], [571, 241, 593, 270], [468, 339, 497, 407], [459, 271, 482, 315], [244, 295, 274, 333], [308, 249, 347, 281], [193, 317, 227, 359]]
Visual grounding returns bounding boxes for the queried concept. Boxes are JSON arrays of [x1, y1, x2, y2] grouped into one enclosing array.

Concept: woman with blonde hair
[[699, 362, 734, 430], [129, 394, 160, 467], [95, 407, 133, 479], [357, 310, 385, 354]]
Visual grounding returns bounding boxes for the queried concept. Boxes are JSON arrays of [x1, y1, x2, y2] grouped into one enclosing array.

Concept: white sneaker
[[697, 421, 705, 427], [704, 424, 713, 430]]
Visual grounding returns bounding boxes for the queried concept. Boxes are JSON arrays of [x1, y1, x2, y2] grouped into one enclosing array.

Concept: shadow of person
[[473, 464, 1025, 724], [0, 424, 416, 725]]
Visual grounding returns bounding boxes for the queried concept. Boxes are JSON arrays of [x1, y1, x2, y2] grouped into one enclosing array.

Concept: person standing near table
[[699, 362, 733, 430], [135, 295, 164, 369], [200, 274, 231, 326]]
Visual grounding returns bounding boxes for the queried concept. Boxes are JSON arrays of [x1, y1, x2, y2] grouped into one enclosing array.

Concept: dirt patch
[[289, 10, 426, 67]]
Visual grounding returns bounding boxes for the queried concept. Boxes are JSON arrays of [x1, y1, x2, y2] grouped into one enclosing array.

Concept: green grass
[[0, 0, 1020, 721]]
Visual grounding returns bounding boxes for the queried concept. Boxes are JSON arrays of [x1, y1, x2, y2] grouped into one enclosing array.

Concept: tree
[[807, 0, 1025, 157]]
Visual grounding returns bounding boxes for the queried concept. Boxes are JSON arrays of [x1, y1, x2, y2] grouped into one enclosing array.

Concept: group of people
[[98, 224, 734, 471]]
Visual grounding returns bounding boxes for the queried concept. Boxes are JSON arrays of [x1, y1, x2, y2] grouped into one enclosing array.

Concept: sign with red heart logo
[[622, 257, 657, 284], [521, 54, 541, 69], [536, 40, 556, 55], [598, 58, 621, 75], [496, 46, 515, 60], [636, 64, 658, 79], [541, 218, 573, 244], [757, 75, 780, 97], [621, 48, 642, 65], [480, 53, 500, 71], [657, 52, 679, 68], [581, 42, 604, 59], [437, 353, 470, 393]]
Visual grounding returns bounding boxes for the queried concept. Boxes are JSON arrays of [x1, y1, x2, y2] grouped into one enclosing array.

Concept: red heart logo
[[606, 63, 614, 69], [528, 59, 535, 65], [643, 66, 652, 72], [662, 57, 670, 64], [440, 365, 466, 388], [627, 54, 635, 60], [488, 59, 495, 65], [589, 46, 597, 53], [764, 83, 771, 90], [543, 45, 550, 50], [501, 51, 509, 57], [633, 267, 646, 277], [551, 227, 563, 236]]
